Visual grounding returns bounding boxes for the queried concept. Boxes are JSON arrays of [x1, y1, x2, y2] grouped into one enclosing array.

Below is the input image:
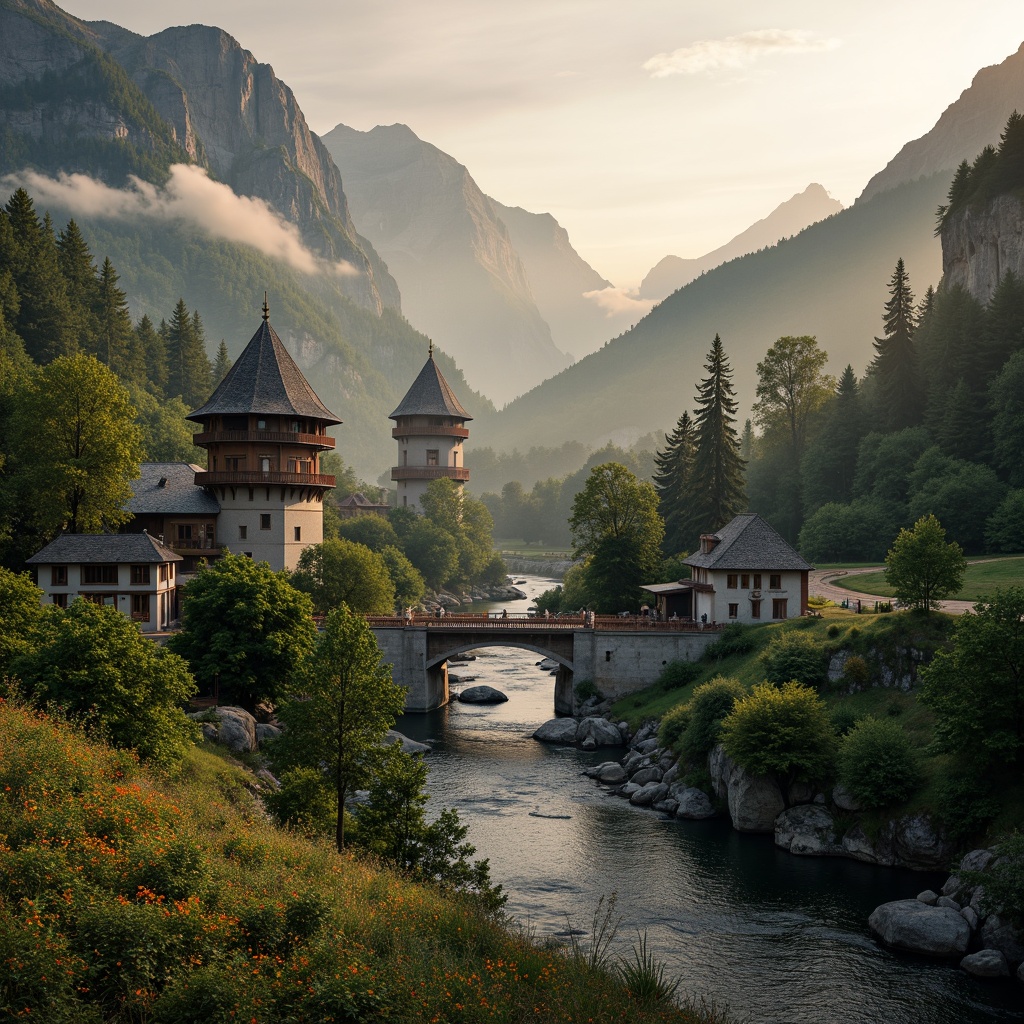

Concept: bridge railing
[[363, 613, 725, 632]]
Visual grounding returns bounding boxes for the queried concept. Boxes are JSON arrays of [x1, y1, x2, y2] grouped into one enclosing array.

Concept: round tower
[[188, 299, 340, 570], [390, 343, 471, 510]]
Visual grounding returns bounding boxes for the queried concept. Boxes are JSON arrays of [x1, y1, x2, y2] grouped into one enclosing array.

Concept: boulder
[[577, 717, 623, 748], [618, 782, 642, 799], [635, 737, 660, 755], [616, 721, 632, 744], [213, 706, 257, 753], [632, 722, 659, 746], [916, 890, 939, 906], [623, 751, 648, 774], [894, 813, 953, 870], [580, 736, 598, 751], [961, 906, 979, 931], [256, 723, 282, 745], [979, 914, 1024, 968], [936, 896, 960, 911], [868, 900, 971, 957], [842, 824, 890, 866], [630, 766, 663, 787], [200, 723, 218, 743], [384, 730, 431, 754], [458, 685, 508, 704], [673, 786, 717, 820], [255, 768, 280, 790], [533, 718, 579, 745], [832, 784, 863, 812], [727, 766, 786, 833], [960, 949, 1009, 978], [1018, 960, 1024, 984], [961, 848, 996, 874], [653, 798, 679, 815], [775, 804, 840, 856], [661, 763, 680, 787], [787, 781, 816, 806], [630, 782, 668, 807], [708, 744, 733, 801]]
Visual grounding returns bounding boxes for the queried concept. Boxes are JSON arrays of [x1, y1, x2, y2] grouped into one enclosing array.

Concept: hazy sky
[[62, 0, 1024, 286]]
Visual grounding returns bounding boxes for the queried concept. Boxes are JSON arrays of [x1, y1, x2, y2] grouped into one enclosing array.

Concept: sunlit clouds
[[643, 29, 841, 78], [582, 286, 655, 319], [1, 165, 360, 278]]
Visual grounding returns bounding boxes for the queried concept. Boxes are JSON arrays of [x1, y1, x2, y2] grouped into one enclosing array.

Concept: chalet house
[[642, 512, 813, 624], [26, 533, 182, 632]]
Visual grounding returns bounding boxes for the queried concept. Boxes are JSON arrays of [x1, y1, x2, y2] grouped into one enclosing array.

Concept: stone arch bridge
[[367, 614, 723, 713]]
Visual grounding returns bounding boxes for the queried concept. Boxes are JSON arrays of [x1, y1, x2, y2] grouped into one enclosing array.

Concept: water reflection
[[393, 577, 1023, 1023]]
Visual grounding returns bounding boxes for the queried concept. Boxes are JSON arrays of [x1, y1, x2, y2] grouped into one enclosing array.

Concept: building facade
[[390, 344, 471, 510]]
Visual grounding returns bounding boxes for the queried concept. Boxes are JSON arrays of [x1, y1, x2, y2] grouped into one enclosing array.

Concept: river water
[[394, 576, 1023, 1023]]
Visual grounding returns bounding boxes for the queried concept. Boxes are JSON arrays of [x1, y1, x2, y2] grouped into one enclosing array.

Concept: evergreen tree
[[687, 334, 746, 541], [164, 299, 212, 407], [135, 314, 168, 395], [869, 258, 923, 430], [213, 339, 231, 383], [55, 219, 99, 354], [983, 272, 1024, 371], [740, 418, 754, 464], [653, 410, 696, 556], [94, 257, 145, 386]]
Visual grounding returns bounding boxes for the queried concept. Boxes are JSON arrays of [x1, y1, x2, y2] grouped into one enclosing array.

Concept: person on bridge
[[501, 608, 509, 619]]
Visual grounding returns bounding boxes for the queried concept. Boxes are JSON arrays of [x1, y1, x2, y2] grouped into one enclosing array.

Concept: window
[[226, 456, 245, 471], [260, 514, 272, 530], [257, 419, 267, 430], [770, 574, 782, 589], [248, 488, 254, 501], [131, 565, 151, 585], [741, 574, 749, 589], [51, 565, 67, 586], [402, 495, 407, 507], [294, 526, 301, 542], [751, 600, 761, 619], [52, 593, 68, 608], [726, 574, 738, 589], [426, 449, 439, 466], [82, 593, 115, 607], [402, 449, 408, 466], [773, 598, 788, 620], [239, 525, 248, 540], [753, 574, 762, 589], [131, 593, 150, 622], [177, 524, 193, 542], [158, 562, 172, 583], [82, 565, 118, 585], [260, 457, 271, 473], [728, 603, 739, 619], [244, 551, 253, 559], [291, 420, 301, 432]]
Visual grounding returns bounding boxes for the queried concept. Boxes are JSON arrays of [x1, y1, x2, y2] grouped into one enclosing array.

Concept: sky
[[61, 0, 1024, 287]]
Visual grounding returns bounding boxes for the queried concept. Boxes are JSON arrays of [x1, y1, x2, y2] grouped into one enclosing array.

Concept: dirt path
[[809, 567, 976, 615]]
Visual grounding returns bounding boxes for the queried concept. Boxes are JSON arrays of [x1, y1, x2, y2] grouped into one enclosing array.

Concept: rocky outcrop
[[775, 805, 841, 856], [941, 194, 1024, 305], [189, 705, 257, 753], [868, 900, 971, 958]]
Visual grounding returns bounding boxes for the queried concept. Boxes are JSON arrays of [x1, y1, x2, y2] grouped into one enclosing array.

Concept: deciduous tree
[[884, 514, 966, 612], [291, 538, 395, 614]]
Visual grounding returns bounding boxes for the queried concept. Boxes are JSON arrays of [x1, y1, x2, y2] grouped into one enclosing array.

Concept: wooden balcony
[[193, 430, 335, 448], [391, 466, 470, 482], [195, 470, 336, 488], [391, 424, 469, 440]]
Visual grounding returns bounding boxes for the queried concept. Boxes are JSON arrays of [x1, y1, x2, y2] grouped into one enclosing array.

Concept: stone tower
[[188, 301, 340, 570], [390, 343, 471, 510]]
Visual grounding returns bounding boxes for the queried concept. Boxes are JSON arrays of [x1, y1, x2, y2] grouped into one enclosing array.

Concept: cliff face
[[323, 122, 571, 405], [940, 194, 1024, 304]]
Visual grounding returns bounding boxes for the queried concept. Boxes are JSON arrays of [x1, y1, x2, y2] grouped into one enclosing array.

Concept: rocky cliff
[[859, 41, 1024, 203], [322, 122, 572, 405], [940, 193, 1024, 304]]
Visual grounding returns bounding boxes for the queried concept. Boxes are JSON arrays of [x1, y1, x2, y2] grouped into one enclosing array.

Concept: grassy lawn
[[832, 556, 1024, 601]]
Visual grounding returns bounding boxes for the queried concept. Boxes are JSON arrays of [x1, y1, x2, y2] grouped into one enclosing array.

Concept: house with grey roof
[[642, 513, 813, 624], [389, 342, 471, 510], [26, 533, 182, 632]]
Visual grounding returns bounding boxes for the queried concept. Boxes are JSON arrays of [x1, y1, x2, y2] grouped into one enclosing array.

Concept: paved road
[[809, 567, 976, 615]]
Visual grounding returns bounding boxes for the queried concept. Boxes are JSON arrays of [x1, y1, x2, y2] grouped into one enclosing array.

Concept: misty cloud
[[2, 164, 359, 278], [643, 30, 840, 78], [582, 286, 654, 319]]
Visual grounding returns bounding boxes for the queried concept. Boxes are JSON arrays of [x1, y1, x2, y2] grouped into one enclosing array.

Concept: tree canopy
[[884, 514, 966, 612], [292, 538, 396, 614]]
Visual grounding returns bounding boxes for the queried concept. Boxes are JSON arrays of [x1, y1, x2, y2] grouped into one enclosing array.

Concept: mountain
[[0, 0, 398, 315], [472, 174, 947, 455], [484, 200, 635, 360], [321, 122, 575, 406], [859, 42, 1024, 202], [638, 184, 844, 301]]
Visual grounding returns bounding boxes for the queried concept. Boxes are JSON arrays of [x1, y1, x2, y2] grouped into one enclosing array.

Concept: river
[[393, 575, 1023, 1023]]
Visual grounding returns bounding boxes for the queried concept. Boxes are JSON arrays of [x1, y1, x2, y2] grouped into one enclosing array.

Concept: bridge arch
[[425, 640, 572, 671]]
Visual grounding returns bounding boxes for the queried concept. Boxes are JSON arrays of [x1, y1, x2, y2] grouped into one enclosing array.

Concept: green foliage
[[653, 411, 697, 556], [657, 659, 702, 691], [797, 497, 896, 563], [380, 544, 426, 608], [263, 766, 338, 838], [985, 489, 1024, 553], [168, 552, 317, 708], [291, 538, 396, 614], [11, 600, 197, 768], [920, 587, 1024, 775], [334, 512, 400, 550], [658, 703, 691, 751], [272, 605, 406, 851], [841, 655, 870, 689], [677, 677, 746, 762], [837, 717, 920, 808], [760, 630, 828, 688], [990, 350, 1024, 487], [962, 832, 1024, 928], [868, 258, 923, 430], [618, 932, 680, 1009], [720, 681, 837, 791], [0, 567, 43, 674], [885, 514, 966, 612], [703, 622, 759, 660]]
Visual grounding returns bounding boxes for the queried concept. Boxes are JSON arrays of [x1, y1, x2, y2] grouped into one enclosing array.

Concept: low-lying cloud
[[644, 29, 840, 78], [1, 164, 359, 277], [582, 286, 654, 319]]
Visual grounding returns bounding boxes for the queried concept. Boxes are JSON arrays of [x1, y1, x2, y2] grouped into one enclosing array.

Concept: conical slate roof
[[188, 317, 340, 424], [389, 352, 472, 421]]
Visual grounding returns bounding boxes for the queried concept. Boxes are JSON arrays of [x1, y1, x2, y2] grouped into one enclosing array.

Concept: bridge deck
[[366, 613, 724, 632]]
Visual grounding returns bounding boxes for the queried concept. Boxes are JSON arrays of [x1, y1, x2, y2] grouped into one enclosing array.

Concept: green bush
[[837, 717, 920, 808], [961, 832, 1024, 928], [657, 660, 702, 691], [830, 707, 859, 736], [703, 623, 759, 660], [678, 677, 746, 762], [658, 704, 691, 750], [575, 679, 600, 702], [760, 631, 828, 688], [841, 655, 870, 689], [827, 624, 841, 639]]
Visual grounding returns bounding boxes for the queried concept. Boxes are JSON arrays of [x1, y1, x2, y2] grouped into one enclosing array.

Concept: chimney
[[700, 533, 719, 555]]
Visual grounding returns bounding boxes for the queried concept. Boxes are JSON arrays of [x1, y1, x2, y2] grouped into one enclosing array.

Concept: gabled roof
[[188, 316, 341, 424], [27, 533, 183, 565], [683, 513, 813, 572], [338, 492, 389, 508], [389, 353, 472, 421], [128, 462, 221, 516]]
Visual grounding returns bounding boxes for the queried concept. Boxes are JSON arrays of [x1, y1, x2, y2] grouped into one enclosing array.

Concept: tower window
[[260, 514, 271, 530], [239, 525, 248, 540], [294, 526, 301, 542], [426, 449, 439, 466]]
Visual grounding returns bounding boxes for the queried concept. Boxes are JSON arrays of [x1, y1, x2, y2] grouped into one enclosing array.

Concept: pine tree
[[165, 299, 212, 407], [213, 339, 231, 384], [94, 257, 143, 385], [136, 314, 168, 395], [869, 258, 923, 431], [653, 410, 696, 556], [687, 334, 746, 541]]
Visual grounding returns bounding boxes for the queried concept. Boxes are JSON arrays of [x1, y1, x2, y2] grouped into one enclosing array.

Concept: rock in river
[[534, 718, 579, 745], [458, 685, 509, 704], [868, 899, 971, 957]]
